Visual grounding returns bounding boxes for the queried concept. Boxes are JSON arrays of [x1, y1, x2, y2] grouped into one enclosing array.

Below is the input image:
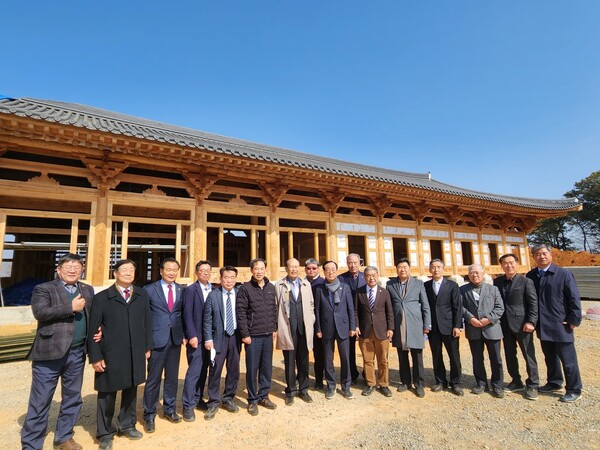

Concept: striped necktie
[[368, 288, 375, 310]]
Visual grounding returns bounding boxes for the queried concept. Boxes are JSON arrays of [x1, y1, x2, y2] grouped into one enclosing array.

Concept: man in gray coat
[[275, 258, 315, 405], [386, 258, 431, 398], [462, 264, 505, 398]]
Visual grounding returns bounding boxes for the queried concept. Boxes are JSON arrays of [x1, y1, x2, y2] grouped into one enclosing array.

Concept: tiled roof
[[0, 97, 579, 211]]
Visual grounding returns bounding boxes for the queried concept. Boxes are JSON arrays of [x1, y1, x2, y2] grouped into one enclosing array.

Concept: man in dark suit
[[355, 266, 394, 397], [424, 259, 464, 396], [314, 260, 356, 400], [304, 258, 326, 390], [21, 253, 95, 450], [526, 244, 583, 403], [338, 253, 365, 383], [181, 260, 213, 422], [142, 257, 185, 432], [387, 258, 431, 398], [236, 258, 279, 416], [494, 253, 539, 401], [87, 259, 153, 449], [461, 264, 505, 398], [203, 266, 241, 420]]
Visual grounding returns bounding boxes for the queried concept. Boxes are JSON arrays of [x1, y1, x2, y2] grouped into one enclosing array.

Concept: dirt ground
[[2, 302, 599, 450]]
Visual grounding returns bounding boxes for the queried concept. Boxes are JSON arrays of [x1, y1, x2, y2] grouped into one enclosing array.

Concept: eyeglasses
[[305, 266, 318, 270]]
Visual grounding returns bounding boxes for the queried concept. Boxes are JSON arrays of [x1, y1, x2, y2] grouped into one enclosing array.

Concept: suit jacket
[[526, 263, 582, 343], [424, 278, 462, 335], [494, 274, 538, 334], [87, 284, 152, 392], [275, 277, 315, 351], [203, 287, 240, 353], [461, 282, 504, 340], [182, 281, 205, 342], [387, 277, 432, 349], [339, 271, 366, 297], [314, 281, 356, 340], [355, 285, 394, 341], [144, 280, 184, 349], [27, 279, 95, 361]]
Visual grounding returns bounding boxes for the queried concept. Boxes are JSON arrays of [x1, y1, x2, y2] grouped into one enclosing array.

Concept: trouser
[[96, 387, 137, 440], [207, 333, 241, 408], [359, 331, 390, 387], [323, 334, 351, 391], [313, 333, 325, 386], [397, 347, 425, 388], [540, 340, 582, 394], [245, 334, 274, 404], [469, 338, 503, 390], [283, 331, 310, 395], [503, 329, 539, 388], [428, 331, 462, 386], [21, 346, 85, 450], [182, 343, 205, 409], [143, 342, 181, 420]]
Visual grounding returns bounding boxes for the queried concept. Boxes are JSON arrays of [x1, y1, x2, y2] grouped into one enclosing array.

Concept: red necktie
[[167, 284, 174, 312]]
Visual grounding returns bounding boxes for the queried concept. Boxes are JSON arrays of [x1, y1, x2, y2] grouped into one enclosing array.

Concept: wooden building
[[0, 97, 580, 294]]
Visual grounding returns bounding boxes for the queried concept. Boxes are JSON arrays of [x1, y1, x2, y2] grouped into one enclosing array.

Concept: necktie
[[66, 284, 76, 294], [434, 281, 440, 295], [167, 284, 174, 312], [368, 288, 375, 310], [538, 269, 544, 278], [124, 288, 130, 302], [291, 279, 299, 301], [225, 291, 234, 335]]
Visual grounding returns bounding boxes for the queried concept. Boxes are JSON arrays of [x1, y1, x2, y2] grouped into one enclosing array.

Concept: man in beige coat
[[276, 258, 316, 405]]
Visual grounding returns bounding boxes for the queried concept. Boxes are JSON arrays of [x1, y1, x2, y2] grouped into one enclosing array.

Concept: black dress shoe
[[362, 386, 376, 396], [164, 412, 182, 423], [117, 427, 143, 440], [559, 392, 582, 403], [471, 385, 486, 395], [325, 388, 335, 399], [504, 381, 525, 392], [491, 388, 505, 398], [539, 383, 563, 393], [144, 419, 155, 433], [378, 386, 393, 397], [98, 438, 113, 450], [205, 406, 218, 420], [430, 383, 445, 393], [196, 399, 208, 411], [183, 408, 196, 422], [299, 392, 313, 403], [222, 400, 239, 413], [397, 383, 409, 392], [415, 386, 425, 398], [341, 389, 354, 399], [285, 395, 294, 406], [258, 398, 277, 409], [314, 382, 324, 391], [247, 403, 259, 416], [451, 386, 465, 397]]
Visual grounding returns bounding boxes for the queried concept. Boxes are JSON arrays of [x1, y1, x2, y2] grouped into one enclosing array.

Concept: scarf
[[325, 278, 342, 304]]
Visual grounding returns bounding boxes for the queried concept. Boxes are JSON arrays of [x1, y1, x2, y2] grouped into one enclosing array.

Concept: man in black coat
[[87, 259, 152, 449], [424, 259, 464, 396], [494, 253, 539, 400]]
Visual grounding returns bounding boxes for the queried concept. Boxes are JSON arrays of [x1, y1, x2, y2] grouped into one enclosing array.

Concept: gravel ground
[[2, 302, 599, 450]]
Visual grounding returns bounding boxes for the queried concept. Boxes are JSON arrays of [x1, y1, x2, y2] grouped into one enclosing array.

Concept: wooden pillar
[[69, 218, 79, 254], [121, 220, 129, 260], [218, 226, 224, 268], [449, 225, 458, 276], [313, 232, 319, 263], [288, 231, 294, 260], [267, 211, 279, 280], [327, 215, 336, 264], [91, 194, 109, 285], [193, 201, 206, 264]]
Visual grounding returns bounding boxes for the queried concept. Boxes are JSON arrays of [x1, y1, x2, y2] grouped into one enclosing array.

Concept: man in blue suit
[[526, 244, 583, 403], [314, 260, 356, 400], [143, 257, 185, 432], [203, 266, 241, 420], [339, 253, 366, 384], [181, 260, 213, 422]]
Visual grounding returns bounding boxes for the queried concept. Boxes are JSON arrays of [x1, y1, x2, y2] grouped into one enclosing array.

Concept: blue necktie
[[225, 291, 235, 335], [368, 288, 375, 310]]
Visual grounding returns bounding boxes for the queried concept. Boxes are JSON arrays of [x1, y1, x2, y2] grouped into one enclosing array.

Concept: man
[[21, 253, 95, 450], [142, 257, 185, 432], [355, 266, 394, 397], [276, 258, 316, 405], [424, 259, 464, 396], [314, 260, 356, 400], [87, 260, 153, 449], [236, 258, 278, 416], [338, 253, 365, 384], [203, 266, 241, 420], [387, 258, 431, 398], [305, 258, 326, 390], [526, 244, 583, 403], [181, 260, 213, 421], [461, 264, 505, 398], [494, 253, 539, 401]]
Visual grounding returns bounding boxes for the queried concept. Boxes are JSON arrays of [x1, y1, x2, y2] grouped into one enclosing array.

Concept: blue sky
[[2, 1, 599, 199]]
